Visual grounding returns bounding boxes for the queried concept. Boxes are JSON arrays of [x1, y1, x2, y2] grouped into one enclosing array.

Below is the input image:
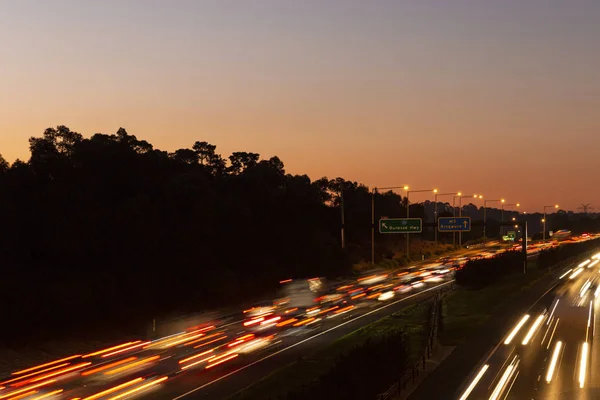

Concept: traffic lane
[[458, 265, 594, 399], [458, 299, 554, 400], [143, 281, 453, 400], [508, 302, 589, 399], [455, 280, 562, 400], [590, 288, 600, 389]]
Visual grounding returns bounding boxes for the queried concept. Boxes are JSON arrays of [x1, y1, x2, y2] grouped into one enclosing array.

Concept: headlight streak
[[504, 315, 530, 345], [559, 269, 572, 279], [522, 315, 545, 345], [570, 268, 584, 280], [489, 357, 518, 400], [458, 364, 489, 400], [548, 299, 559, 324], [546, 318, 559, 350], [587, 300, 593, 342], [579, 342, 589, 389], [580, 280, 592, 298], [546, 341, 562, 383]]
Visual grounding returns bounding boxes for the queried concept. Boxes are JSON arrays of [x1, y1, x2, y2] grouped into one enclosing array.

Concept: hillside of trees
[[0, 126, 419, 343], [1, 126, 598, 344]]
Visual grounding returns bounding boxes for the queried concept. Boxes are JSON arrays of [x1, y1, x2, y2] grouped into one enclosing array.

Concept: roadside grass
[[228, 301, 431, 400], [440, 262, 547, 346]]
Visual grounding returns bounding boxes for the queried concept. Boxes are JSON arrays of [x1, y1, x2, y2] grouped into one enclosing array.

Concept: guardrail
[[376, 282, 453, 400]]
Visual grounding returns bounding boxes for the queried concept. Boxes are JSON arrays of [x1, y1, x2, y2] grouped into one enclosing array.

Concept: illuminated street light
[[543, 205, 559, 242], [484, 198, 506, 242], [370, 184, 409, 266], [501, 203, 520, 236], [456, 193, 483, 247], [434, 191, 461, 246], [406, 188, 437, 258]]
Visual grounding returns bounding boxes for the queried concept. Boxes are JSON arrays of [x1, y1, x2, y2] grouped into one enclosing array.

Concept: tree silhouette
[[0, 154, 8, 173], [1, 125, 597, 346]]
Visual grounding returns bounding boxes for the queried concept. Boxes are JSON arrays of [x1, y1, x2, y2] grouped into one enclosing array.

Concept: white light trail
[[546, 341, 562, 383], [579, 342, 589, 388], [570, 268, 584, 280], [458, 364, 489, 400], [548, 299, 560, 324], [559, 269, 572, 279], [522, 315, 545, 345], [504, 315, 530, 345], [490, 358, 517, 400], [580, 280, 592, 298]]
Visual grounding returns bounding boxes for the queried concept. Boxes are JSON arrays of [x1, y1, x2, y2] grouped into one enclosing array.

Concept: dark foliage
[[538, 238, 600, 269], [0, 126, 420, 344], [455, 251, 523, 288]]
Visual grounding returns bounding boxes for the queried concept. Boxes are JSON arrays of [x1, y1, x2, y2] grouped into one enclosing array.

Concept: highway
[[0, 236, 595, 400], [457, 252, 600, 400], [0, 268, 457, 400]]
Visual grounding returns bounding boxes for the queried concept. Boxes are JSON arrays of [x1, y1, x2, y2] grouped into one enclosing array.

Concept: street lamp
[[406, 187, 437, 259], [543, 204, 559, 242], [371, 185, 409, 266], [434, 191, 460, 246], [483, 198, 505, 242], [456, 193, 483, 247], [501, 203, 520, 236]]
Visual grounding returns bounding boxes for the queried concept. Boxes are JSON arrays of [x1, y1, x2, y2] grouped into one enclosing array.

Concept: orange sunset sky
[[1, 0, 599, 212]]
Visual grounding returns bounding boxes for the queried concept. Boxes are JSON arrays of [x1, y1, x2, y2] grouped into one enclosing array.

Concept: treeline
[[0, 126, 428, 344], [455, 251, 524, 288], [538, 238, 600, 269]]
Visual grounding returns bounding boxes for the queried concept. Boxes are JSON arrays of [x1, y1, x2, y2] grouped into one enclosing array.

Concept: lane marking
[[171, 280, 454, 399]]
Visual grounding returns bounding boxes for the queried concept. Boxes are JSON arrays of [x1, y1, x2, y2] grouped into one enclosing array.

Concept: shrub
[[455, 251, 523, 288], [538, 238, 600, 269]]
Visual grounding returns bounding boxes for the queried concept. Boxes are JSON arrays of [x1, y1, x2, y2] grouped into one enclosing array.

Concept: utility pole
[[340, 188, 345, 249], [371, 188, 375, 266]]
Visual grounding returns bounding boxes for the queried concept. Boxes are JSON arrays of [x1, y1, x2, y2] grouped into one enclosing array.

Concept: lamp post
[[371, 185, 409, 266], [543, 204, 559, 242], [406, 187, 437, 259], [501, 203, 520, 236], [483, 198, 505, 242], [457, 194, 483, 247], [434, 192, 460, 247]]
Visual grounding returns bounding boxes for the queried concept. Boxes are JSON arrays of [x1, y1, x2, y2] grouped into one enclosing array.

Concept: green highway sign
[[507, 231, 516, 240], [379, 218, 422, 234]]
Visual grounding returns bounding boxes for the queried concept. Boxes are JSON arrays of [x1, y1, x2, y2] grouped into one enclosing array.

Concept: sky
[[1, 0, 599, 212]]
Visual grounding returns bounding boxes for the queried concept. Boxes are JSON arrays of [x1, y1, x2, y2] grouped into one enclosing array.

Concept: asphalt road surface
[[457, 254, 600, 400]]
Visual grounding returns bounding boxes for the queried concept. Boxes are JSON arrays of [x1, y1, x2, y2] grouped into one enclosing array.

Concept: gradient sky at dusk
[[1, 0, 599, 212]]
